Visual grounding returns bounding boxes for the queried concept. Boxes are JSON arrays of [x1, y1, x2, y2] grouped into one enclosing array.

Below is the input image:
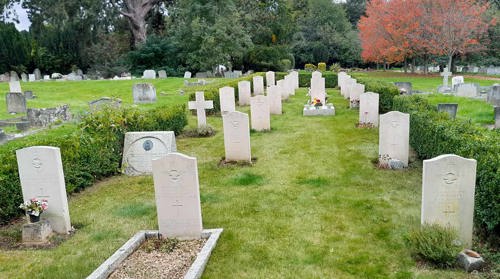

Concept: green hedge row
[[0, 104, 187, 224], [393, 95, 500, 234], [352, 75, 400, 113]]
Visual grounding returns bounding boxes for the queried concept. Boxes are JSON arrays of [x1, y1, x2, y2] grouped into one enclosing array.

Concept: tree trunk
[[447, 55, 453, 72], [411, 57, 416, 73], [403, 58, 407, 73], [119, 0, 160, 47]]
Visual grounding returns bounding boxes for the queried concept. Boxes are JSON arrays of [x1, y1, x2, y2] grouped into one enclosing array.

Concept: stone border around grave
[[86, 228, 223, 279]]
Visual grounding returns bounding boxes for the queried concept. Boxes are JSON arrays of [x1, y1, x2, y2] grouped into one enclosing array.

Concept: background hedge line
[[351, 75, 400, 113], [275, 71, 338, 88], [393, 95, 500, 236], [0, 104, 187, 224]]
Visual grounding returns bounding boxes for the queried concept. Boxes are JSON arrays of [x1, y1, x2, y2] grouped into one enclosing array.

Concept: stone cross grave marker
[[421, 154, 477, 247], [238, 80, 251, 106], [16, 146, 72, 234], [152, 152, 203, 239], [253, 76, 264, 95], [359, 92, 379, 127], [250, 95, 271, 131], [188, 91, 213, 128], [379, 111, 410, 167], [143, 69, 156, 79], [267, 85, 282, 115], [184, 71, 192, 79], [266, 71, 275, 87], [350, 83, 365, 108], [6, 93, 27, 113], [133, 83, 157, 103], [223, 111, 251, 162], [158, 70, 167, 79], [219, 86, 236, 115], [440, 67, 452, 87], [9, 81, 22, 93], [122, 131, 177, 176], [438, 103, 458, 119]]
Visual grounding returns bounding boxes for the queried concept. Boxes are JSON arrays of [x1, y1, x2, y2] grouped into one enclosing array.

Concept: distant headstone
[[9, 81, 22, 93], [219, 86, 236, 115], [253, 76, 265, 95], [438, 103, 458, 119], [21, 73, 28, 82], [265, 71, 275, 87], [10, 71, 19, 81], [133, 83, 157, 103], [349, 83, 365, 108], [487, 84, 500, 106], [184, 71, 192, 79], [495, 107, 500, 129], [276, 80, 287, 100], [6, 92, 27, 113], [28, 74, 36, 82], [250, 95, 271, 131], [359, 92, 379, 127], [238, 80, 251, 106], [338, 72, 348, 89], [27, 105, 71, 127], [16, 146, 72, 234], [0, 73, 9, 82], [122, 131, 177, 176], [394, 82, 412, 95], [285, 74, 295, 96], [290, 71, 299, 89], [66, 73, 82, 81], [24, 91, 34, 99], [455, 83, 478, 98], [152, 152, 203, 239], [379, 111, 410, 167], [223, 111, 251, 162], [267, 85, 282, 115], [421, 154, 477, 247], [158, 70, 167, 78], [89, 97, 122, 111], [43, 75, 50, 81], [76, 69, 83, 76], [440, 67, 452, 87], [143, 70, 156, 79], [312, 71, 322, 80], [452, 76, 464, 90], [51, 73, 63, 79], [234, 70, 243, 78], [195, 72, 208, 79], [188, 91, 213, 128]]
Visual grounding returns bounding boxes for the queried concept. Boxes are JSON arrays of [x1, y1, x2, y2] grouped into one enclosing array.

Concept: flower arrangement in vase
[[19, 198, 48, 223]]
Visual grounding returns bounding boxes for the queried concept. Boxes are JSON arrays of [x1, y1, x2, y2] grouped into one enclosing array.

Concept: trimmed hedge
[[352, 75, 400, 113], [0, 104, 187, 224], [393, 95, 500, 235], [275, 71, 338, 88]]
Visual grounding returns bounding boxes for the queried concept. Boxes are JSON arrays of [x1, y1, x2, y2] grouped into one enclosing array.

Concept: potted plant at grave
[[19, 198, 48, 223]]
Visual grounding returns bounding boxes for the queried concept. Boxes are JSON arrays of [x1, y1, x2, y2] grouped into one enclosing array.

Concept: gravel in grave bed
[[109, 237, 207, 279]]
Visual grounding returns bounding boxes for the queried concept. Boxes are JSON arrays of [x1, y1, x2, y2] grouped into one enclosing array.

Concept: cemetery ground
[[1, 81, 498, 278]]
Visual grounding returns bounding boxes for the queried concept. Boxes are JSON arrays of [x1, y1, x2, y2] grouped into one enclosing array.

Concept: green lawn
[[0, 86, 483, 278]]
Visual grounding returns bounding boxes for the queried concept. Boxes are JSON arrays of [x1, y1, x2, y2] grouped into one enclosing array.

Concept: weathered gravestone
[[122, 132, 177, 176], [21, 73, 28, 82], [487, 84, 500, 106], [142, 70, 156, 79], [43, 75, 50, 81], [27, 105, 71, 127], [266, 71, 275, 87], [452, 76, 464, 90], [133, 83, 157, 103], [267, 85, 282, 115], [6, 92, 27, 113], [223, 111, 251, 162], [158, 70, 167, 79], [0, 73, 9, 82], [455, 83, 478, 98], [89, 97, 122, 111], [421, 154, 477, 247], [28, 74, 36, 82], [152, 152, 203, 239], [379, 111, 410, 167], [184, 71, 192, 79], [9, 81, 22, 93], [350, 83, 365, 108], [438, 103, 458, 119], [10, 71, 19, 81], [394, 82, 412, 95], [253, 76, 264, 95], [16, 146, 72, 234], [219, 86, 236, 115], [359, 92, 379, 127], [495, 107, 500, 129], [238, 80, 251, 106], [440, 67, 452, 87], [24, 91, 34, 99], [250, 95, 271, 131], [188, 91, 213, 128]]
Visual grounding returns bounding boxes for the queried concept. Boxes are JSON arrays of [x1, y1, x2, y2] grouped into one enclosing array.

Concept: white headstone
[[452, 76, 464, 90], [267, 85, 282, 115], [158, 70, 167, 78], [338, 72, 348, 89], [359, 92, 379, 127], [291, 71, 299, 89], [43, 75, 50, 81], [253, 76, 264, 95], [152, 152, 203, 239], [284, 74, 295, 96], [310, 77, 326, 104], [223, 111, 251, 162], [184, 71, 192, 79], [238, 81, 251, 106], [122, 132, 177, 176], [342, 78, 356, 99], [455, 83, 478, 98], [379, 111, 410, 167], [350, 83, 365, 108], [421, 154, 477, 247], [9, 81, 22, 93], [250, 95, 271, 131], [21, 73, 28, 82], [266, 71, 275, 87], [143, 70, 156, 79], [133, 83, 157, 103], [312, 71, 322, 80], [28, 74, 36, 82], [16, 146, 72, 234], [188, 92, 213, 128], [276, 80, 288, 100], [219, 86, 236, 115]]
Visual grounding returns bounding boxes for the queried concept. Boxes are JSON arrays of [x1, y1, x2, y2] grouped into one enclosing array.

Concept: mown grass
[[0, 84, 485, 278]]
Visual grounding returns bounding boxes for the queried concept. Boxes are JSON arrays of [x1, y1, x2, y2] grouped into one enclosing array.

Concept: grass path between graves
[[0, 89, 480, 278]]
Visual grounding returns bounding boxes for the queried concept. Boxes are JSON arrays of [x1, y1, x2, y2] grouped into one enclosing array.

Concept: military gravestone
[[250, 95, 271, 131], [359, 92, 379, 127], [219, 86, 236, 115], [6, 93, 27, 113], [379, 111, 410, 167], [238, 80, 251, 106], [253, 76, 264, 95], [223, 111, 251, 162]]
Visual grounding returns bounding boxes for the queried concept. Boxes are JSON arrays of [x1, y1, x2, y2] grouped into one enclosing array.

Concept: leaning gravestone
[[16, 146, 72, 234], [223, 111, 251, 162], [188, 91, 213, 128], [487, 84, 500, 106], [10, 71, 19, 81], [9, 81, 22, 93], [265, 71, 275, 87], [394, 82, 412, 95], [253, 76, 264, 95], [250, 95, 271, 131], [152, 152, 203, 239], [238, 80, 251, 106], [89, 97, 122, 111], [438, 103, 458, 119], [6, 93, 27, 113], [219, 86, 236, 115], [359, 92, 379, 127], [21, 73, 28, 82], [122, 131, 177, 176], [455, 84, 478, 98], [133, 83, 157, 103], [158, 70, 167, 79], [267, 85, 282, 115], [495, 107, 500, 129], [421, 154, 477, 247], [379, 111, 410, 167], [142, 70, 156, 79], [184, 71, 192, 79]]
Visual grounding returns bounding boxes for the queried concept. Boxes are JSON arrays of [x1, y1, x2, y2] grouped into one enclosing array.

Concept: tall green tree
[[0, 22, 30, 73]]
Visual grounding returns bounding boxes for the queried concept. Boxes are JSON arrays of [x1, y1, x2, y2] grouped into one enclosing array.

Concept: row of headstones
[[338, 72, 365, 108], [1, 69, 86, 82]]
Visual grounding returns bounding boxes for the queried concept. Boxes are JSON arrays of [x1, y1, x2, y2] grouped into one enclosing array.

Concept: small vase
[[29, 214, 40, 223]]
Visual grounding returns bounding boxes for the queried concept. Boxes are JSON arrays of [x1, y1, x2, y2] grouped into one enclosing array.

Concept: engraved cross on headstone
[[172, 199, 183, 216], [440, 67, 452, 87], [188, 91, 213, 128]]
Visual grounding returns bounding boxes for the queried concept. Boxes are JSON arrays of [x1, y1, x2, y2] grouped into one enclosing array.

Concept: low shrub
[[329, 63, 341, 72], [352, 75, 400, 113], [304, 64, 316, 71], [317, 62, 327, 72]]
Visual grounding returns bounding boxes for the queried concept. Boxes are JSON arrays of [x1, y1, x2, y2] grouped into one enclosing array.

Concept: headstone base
[[22, 220, 53, 245], [303, 104, 335, 116]]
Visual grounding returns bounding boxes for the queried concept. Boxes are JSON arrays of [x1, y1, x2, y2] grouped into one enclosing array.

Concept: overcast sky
[[4, 2, 31, 31]]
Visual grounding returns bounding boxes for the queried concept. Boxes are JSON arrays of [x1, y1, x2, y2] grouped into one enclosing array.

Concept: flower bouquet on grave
[[19, 198, 48, 223], [311, 98, 323, 108]]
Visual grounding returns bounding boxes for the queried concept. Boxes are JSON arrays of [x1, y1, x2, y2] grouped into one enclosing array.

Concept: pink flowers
[[19, 198, 48, 217]]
